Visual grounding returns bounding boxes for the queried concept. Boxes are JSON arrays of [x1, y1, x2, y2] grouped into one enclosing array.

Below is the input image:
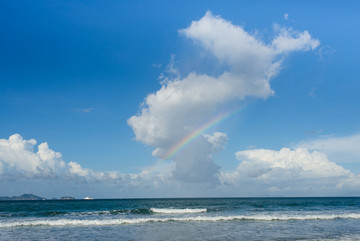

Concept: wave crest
[[2, 213, 360, 228]]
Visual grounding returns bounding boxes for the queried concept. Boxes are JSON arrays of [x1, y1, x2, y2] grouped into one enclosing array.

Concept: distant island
[[0, 194, 45, 201], [0, 194, 77, 201], [59, 196, 76, 200]]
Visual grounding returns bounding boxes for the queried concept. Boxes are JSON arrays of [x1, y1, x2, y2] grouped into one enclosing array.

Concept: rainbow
[[163, 108, 241, 160]]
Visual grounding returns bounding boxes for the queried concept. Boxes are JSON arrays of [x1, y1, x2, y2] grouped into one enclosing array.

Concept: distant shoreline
[[0, 194, 77, 201], [1, 194, 360, 201]]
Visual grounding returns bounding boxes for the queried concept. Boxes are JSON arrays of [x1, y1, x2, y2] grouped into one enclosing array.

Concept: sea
[[1, 197, 360, 240]]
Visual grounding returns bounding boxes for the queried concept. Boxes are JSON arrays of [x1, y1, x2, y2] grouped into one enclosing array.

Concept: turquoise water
[[1, 198, 360, 240]]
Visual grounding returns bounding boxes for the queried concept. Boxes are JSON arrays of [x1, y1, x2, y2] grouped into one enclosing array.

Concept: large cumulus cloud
[[128, 11, 319, 182]]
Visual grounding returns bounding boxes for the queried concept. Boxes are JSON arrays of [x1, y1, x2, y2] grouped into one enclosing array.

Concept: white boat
[[84, 196, 94, 200]]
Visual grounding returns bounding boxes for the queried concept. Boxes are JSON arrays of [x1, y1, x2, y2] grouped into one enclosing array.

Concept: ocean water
[[1, 198, 360, 240]]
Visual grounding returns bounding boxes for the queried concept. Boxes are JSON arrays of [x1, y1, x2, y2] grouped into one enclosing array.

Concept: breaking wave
[[2, 213, 360, 228]]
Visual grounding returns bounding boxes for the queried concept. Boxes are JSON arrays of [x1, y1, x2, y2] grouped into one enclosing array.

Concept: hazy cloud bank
[[0, 134, 176, 193], [296, 134, 360, 163], [1, 134, 359, 197]]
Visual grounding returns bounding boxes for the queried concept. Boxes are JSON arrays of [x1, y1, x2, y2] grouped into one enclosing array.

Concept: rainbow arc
[[163, 108, 242, 160]]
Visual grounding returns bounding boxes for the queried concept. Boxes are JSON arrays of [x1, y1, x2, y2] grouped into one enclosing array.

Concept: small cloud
[[246, 145, 257, 150], [305, 129, 323, 136], [158, 54, 180, 84], [77, 108, 94, 113], [308, 87, 317, 97], [317, 46, 336, 61], [152, 63, 162, 68], [283, 13, 294, 22]]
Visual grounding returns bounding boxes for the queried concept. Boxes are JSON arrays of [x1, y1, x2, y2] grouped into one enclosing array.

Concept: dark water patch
[[38, 211, 67, 217], [110, 208, 152, 215]]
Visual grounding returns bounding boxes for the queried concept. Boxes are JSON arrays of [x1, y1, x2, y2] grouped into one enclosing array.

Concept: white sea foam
[[150, 208, 207, 214], [2, 213, 360, 228]]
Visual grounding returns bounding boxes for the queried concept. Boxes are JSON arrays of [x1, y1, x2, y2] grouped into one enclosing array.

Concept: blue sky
[[1, 0, 360, 198]]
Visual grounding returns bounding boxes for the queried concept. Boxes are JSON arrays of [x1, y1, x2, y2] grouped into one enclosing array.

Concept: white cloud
[[295, 134, 360, 163], [128, 11, 319, 183], [283, 13, 295, 22], [308, 87, 317, 97], [203, 132, 228, 152], [158, 54, 180, 84], [317, 46, 336, 60], [0, 134, 121, 182], [235, 147, 349, 179], [77, 107, 94, 113], [272, 25, 319, 54], [0, 134, 66, 179], [152, 63, 162, 68], [220, 147, 359, 196]]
